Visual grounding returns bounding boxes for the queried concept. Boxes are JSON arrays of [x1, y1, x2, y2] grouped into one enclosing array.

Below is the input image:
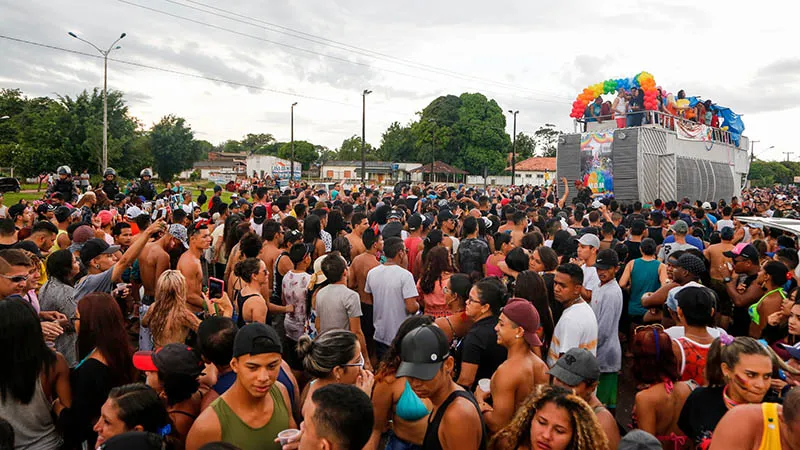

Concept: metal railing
[[573, 110, 742, 148]]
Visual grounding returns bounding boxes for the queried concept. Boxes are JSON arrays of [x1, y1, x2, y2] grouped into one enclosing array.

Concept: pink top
[[485, 255, 504, 278], [417, 277, 450, 318]]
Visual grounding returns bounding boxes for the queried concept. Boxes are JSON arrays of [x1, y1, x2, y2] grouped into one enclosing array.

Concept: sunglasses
[[0, 274, 28, 283], [340, 354, 365, 368], [634, 323, 664, 333]]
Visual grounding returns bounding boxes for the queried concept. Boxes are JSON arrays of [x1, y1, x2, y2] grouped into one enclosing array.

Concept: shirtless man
[[349, 228, 382, 362], [474, 299, 548, 434], [177, 221, 212, 313], [346, 212, 369, 259], [704, 226, 735, 327], [709, 387, 799, 449], [139, 224, 186, 301], [509, 211, 528, 247], [258, 221, 283, 300], [549, 348, 621, 449]]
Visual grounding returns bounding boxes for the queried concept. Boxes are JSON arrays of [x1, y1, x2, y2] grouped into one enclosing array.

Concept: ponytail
[[706, 335, 799, 387]]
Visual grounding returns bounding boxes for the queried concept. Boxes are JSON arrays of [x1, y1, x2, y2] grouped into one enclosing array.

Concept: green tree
[[514, 132, 536, 160], [379, 121, 416, 161], [241, 133, 275, 154], [532, 124, 561, 157], [277, 140, 319, 170], [150, 115, 199, 182], [336, 135, 376, 161], [220, 140, 244, 154], [194, 140, 214, 161]]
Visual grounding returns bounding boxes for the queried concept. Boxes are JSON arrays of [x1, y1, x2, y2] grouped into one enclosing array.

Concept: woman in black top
[[54, 292, 135, 449], [456, 277, 508, 390]]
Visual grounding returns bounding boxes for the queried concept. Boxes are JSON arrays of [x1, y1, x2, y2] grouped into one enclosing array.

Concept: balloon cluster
[[569, 72, 659, 119]]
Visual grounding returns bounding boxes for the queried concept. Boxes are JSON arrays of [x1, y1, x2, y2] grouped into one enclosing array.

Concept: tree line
[[0, 88, 561, 181]]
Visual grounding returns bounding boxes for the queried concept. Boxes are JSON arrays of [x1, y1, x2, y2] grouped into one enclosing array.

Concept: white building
[[319, 161, 422, 184], [506, 157, 557, 186], [246, 154, 300, 181]]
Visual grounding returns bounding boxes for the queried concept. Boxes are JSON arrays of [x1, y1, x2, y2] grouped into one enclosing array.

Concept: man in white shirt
[[364, 236, 419, 360], [574, 233, 600, 301], [547, 263, 599, 367]]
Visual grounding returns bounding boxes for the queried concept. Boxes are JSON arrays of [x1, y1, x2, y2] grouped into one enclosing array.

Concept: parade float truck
[[558, 72, 750, 204]]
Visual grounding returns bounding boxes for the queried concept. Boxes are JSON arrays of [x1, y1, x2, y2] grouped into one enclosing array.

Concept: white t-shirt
[[716, 219, 734, 231], [665, 326, 728, 340], [0, 205, 7, 219], [546, 301, 598, 367], [582, 265, 600, 293], [181, 202, 198, 215], [365, 264, 419, 346]]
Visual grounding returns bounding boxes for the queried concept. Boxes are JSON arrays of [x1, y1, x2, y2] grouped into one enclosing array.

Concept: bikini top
[[395, 380, 430, 422], [749, 288, 786, 326]]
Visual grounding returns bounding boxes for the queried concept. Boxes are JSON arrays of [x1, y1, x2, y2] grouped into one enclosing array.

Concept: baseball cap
[[36, 203, 54, 216], [676, 254, 706, 276], [547, 348, 600, 386], [407, 213, 424, 231], [114, 193, 126, 202], [252, 205, 267, 224], [501, 299, 542, 347], [437, 209, 456, 223], [780, 342, 800, 360], [125, 206, 144, 220], [670, 220, 689, 235], [7, 203, 26, 219], [68, 225, 95, 253], [231, 193, 239, 199], [591, 199, 603, 209], [396, 325, 449, 381], [233, 322, 282, 357], [595, 248, 620, 270], [80, 238, 121, 265], [618, 430, 662, 450], [577, 233, 600, 249], [723, 243, 760, 264], [388, 209, 403, 220], [213, 185, 222, 192], [54, 206, 73, 222], [133, 343, 204, 377], [97, 210, 115, 226], [98, 432, 166, 450], [168, 224, 189, 249], [382, 222, 403, 239], [701, 202, 712, 210]]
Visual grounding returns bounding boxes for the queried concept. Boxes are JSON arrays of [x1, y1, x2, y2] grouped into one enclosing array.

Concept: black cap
[[213, 185, 222, 192], [233, 323, 282, 357], [133, 343, 205, 378], [98, 431, 166, 450], [396, 325, 449, 381], [595, 248, 619, 270], [382, 222, 403, 239], [437, 209, 456, 223], [723, 243, 760, 264], [388, 209, 403, 219], [676, 253, 706, 276], [252, 205, 267, 224], [7, 203, 26, 219], [407, 213, 424, 231], [54, 206, 73, 222], [114, 193, 126, 202], [80, 238, 120, 265], [36, 203, 53, 215]]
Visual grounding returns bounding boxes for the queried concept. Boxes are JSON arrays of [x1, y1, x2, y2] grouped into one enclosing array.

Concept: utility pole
[[361, 89, 372, 186], [784, 152, 794, 162], [750, 140, 759, 163], [68, 32, 126, 172], [508, 110, 519, 186], [428, 119, 437, 183], [290, 102, 297, 183]]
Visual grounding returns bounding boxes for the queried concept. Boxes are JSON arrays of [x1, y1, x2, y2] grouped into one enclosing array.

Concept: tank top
[[50, 229, 68, 252], [676, 336, 711, 386], [210, 384, 289, 450], [0, 377, 62, 450], [422, 390, 486, 450], [629, 259, 662, 317], [236, 293, 260, 328], [269, 253, 288, 305], [749, 288, 786, 326], [485, 254, 504, 278], [757, 402, 782, 450], [405, 236, 422, 275]]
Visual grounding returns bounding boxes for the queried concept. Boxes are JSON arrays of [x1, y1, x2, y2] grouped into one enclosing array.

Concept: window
[[344, 170, 352, 178], [537, 174, 544, 179], [326, 170, 334, 178]]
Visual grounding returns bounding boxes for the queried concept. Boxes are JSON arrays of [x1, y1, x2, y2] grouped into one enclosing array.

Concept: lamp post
[[361, 89, 371, 186], [508, 110, 519, 186], [290, 102, 298, 183], [68, 31, 126, 172]]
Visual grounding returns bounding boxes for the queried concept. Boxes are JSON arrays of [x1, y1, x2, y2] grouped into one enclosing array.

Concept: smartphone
[[209, 277, 225, 300]]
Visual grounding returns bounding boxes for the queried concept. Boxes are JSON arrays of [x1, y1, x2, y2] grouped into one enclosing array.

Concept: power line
[[162, 0, 573, 101], [112, 0, 569, 106]]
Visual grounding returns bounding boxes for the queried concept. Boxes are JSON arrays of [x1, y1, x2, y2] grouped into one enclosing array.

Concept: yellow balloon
[[676, 99, 690, 108]]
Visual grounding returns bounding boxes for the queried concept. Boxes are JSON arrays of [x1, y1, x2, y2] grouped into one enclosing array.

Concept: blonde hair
[[145, 270, 191, 345], [76, 192, 96, 209], [490, 385, 609, 450]]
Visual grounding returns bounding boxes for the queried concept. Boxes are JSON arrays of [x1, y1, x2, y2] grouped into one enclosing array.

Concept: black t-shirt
[[0, 242, 16, 251], [457, 238, 490, 276], [647, 227, 664, 245], [624, 240, 642, 263], [731, 273, 760, 337], [461, 316, 507, 390], [678, 386, 726, 449]]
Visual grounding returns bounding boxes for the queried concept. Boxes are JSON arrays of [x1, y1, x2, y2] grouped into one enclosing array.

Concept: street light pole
[[68, 31, 126, 172], [361, 89, 371, 186], [291, 102, 297, 183], [508, 110, 519, 186]]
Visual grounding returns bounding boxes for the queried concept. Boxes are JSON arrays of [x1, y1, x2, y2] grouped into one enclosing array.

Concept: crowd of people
[[1, 168, 800, 450]]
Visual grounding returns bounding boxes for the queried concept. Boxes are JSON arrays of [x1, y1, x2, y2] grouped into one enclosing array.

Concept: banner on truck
[[676, 120, 713, 142], [580, 131, 614, 196]]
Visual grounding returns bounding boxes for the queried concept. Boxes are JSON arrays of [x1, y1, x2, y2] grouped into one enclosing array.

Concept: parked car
[[0, 178, 20, 193]]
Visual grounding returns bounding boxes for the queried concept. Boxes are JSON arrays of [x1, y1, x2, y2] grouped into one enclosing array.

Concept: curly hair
[[419, 246, 453, 295], [490, 385, 609, 450]]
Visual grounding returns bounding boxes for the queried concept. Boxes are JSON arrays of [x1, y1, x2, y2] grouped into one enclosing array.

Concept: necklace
[[722, 385, 741, 410]]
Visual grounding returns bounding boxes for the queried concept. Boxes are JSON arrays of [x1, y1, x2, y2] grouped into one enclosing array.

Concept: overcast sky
[[1, 0, 797, 162]]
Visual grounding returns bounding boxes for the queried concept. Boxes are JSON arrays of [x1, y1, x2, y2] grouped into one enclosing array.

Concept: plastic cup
[[278, 429, 301, 445], [478, 378, 491, 392]]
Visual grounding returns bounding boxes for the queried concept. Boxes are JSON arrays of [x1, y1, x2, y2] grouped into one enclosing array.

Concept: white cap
[[702, 202, 712, 209], [591, 199, 603, 209], [577, 233, 600, 249]]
